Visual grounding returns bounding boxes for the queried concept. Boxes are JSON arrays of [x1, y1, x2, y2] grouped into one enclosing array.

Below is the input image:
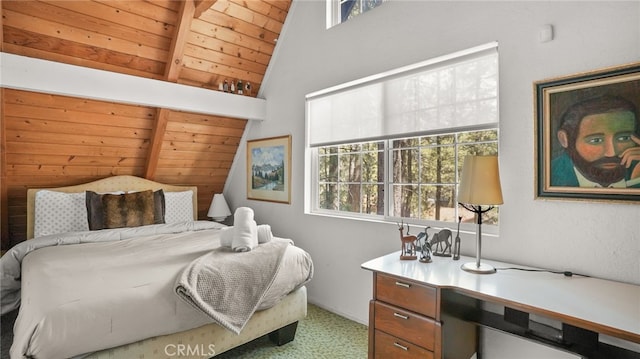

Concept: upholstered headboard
[[26, 175, 198, 239]]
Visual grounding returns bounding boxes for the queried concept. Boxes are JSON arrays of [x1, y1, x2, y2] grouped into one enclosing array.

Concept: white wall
[[225, 1, 640, 358]]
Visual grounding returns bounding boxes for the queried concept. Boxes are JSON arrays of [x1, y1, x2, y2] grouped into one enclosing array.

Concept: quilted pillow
[[34, 190, 89, 237], [164, 190, 194, 223], [86, 190, 165, 230], [102, 190, 156, 229]]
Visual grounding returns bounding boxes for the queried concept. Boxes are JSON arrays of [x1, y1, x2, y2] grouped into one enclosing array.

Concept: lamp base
[[461, 262, 496, 274]]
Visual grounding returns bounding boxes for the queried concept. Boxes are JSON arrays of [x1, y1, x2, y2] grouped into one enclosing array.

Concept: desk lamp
[[457, 155, 503, 274], [208, 193, 232, 222]]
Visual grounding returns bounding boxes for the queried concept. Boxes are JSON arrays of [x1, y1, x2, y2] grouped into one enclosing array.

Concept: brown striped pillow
[[86, 190, 165, 230]]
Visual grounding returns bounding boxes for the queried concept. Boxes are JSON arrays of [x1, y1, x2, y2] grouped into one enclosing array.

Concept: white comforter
[[3, 221, 313, 359]]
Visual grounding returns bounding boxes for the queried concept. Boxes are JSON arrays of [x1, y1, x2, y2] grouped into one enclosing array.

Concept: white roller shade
[[306, 42, 498, 147]]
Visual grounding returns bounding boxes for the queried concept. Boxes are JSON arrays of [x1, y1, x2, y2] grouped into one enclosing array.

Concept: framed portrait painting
[[246, 135, 292, 204], [534, 62, 640, 203]]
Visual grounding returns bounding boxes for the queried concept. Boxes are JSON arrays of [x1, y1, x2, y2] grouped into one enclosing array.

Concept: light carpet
[[0, 304, 368, 359]]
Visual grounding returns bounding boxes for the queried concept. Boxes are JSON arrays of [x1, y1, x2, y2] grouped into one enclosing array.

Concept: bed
[[1, 175, 313, 359]]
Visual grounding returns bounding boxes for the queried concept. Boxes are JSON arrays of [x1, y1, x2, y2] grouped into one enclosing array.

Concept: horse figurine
[[429, 228, 452, 257]]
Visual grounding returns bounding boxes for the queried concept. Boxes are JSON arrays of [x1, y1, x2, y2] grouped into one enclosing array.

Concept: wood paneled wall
[[1, 0, 291, 249], [2, 0, 179, 79], [2, 89, 246, 248]]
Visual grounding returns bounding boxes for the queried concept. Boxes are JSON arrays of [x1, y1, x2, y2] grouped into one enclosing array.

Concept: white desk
[[362, 252, 640, 358]]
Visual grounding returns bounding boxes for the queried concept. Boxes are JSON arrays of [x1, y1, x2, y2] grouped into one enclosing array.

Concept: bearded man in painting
[[551, 95, 640, 188]]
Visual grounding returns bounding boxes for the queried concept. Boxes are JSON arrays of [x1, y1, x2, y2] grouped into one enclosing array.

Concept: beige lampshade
[[458, 155, 503, 205], [208, 193, 232, 221]]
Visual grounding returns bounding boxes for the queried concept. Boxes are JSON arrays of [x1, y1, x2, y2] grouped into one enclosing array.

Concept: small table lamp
[[208, 193, 232, 222], [458, 155, 503, 274]]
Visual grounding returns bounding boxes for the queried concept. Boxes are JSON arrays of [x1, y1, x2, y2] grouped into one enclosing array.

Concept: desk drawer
[[374, 329, 434, 359], [376, 273, 437, 318], [374, 301, 436, 350]]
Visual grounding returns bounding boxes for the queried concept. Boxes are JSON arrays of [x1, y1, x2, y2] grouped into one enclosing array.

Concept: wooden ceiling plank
[[148, 0, 183, 12], [166, 121, 245, 138], [211, 0, 270, 28], [7, 153, 145, 168], [40, 0, 176, 38], [154, 167, 231, 177], [172, 111, 248, 127], [4, 90, 156, 119], [5, 130, 149, 148], [263, 0, 292, 12], [5, 104, 154, 130], [13, 1, 172, 49], [6, 142, 147, 159], [228, 0, 288, 23], [6, 119, 152, 144], [181, 52, 257, 75], [6, 165, 144, 177], [198, 7, 279, 44], [163, 132, 241, 146], [157, 159, 232, 170], [186, 33, 272, 65], [158, 150, 235, 162], [3, 9, 169, 62], [94, 0, 179, 26], [190, 18, 275, 55]]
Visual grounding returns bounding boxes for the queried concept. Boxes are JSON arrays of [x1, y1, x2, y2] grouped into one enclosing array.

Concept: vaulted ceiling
[[2, 0, 290, 90], [0, 0, 292, 248]]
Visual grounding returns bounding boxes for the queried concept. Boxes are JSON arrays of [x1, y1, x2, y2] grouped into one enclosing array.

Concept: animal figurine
[[429, 228, 452, 257], [417, 227, 432, 263], [453, 216, 462, 260], [397, 222, 417, 260]]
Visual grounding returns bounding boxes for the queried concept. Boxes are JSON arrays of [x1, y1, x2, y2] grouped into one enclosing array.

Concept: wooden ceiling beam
[[165, 0, 196, 82], [145, 0, 196, 180], [194, 0, 218, 19]]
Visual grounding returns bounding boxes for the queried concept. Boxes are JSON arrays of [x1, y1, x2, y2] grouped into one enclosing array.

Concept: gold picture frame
[[246, 135, 292, 204], [534, 62, 640, 203]]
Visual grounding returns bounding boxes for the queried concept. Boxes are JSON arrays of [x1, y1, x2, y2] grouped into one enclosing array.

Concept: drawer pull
[[393, 342, 409, 351], [393, 312, 409, 320], [394, 281, 411, 288]]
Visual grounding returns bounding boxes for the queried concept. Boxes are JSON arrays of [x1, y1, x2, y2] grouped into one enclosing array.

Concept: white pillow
[[34, 190, 88, 237], [164, 190, 194, 223]]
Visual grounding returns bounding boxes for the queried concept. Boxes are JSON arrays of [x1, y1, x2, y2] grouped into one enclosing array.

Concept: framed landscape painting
[[246, 135, 292, 203], [534, 62, 640, 203]]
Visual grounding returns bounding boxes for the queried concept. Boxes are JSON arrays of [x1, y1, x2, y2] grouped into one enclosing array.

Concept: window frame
[[326, 0, 386, 29], [304, 43, 500, 235], [309, 128, 499, 235]]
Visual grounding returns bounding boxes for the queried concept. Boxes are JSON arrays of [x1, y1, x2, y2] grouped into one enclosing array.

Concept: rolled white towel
[[257, 224, 273, 244], [232, 207, 258, 252]]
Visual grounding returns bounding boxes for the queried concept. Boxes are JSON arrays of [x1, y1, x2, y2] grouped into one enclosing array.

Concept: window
[[327, 0, 385, 28], [306, 43, 499, 231]]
